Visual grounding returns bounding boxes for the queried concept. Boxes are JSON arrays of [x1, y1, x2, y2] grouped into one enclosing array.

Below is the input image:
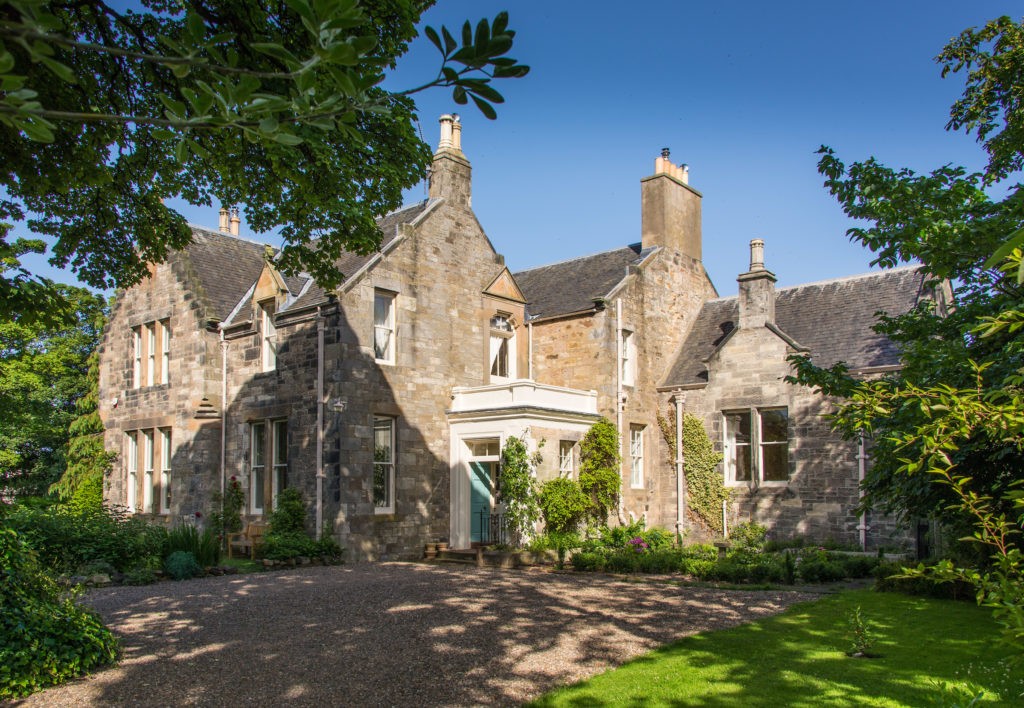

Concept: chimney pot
[[661, 147, 671, 159], [229, 207, 240, 236], [219, 207, 229, 233], [438, 114, 454, 151], [749, 238, 765, 271]]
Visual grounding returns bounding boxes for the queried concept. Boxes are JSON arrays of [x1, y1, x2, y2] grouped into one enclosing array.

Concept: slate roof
[[291, 200, 434, 310], [514, 243, 655, 320], [185, 227, 267, 322], [662, 266, 928, 386]]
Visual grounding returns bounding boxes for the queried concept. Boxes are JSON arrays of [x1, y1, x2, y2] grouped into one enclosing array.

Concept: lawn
[[530, 590, 1024, 707]]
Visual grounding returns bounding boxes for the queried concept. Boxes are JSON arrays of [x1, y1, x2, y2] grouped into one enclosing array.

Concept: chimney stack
[[641, 148, 702, 260], [428, 114, 472, 208], [737, 239, 777, 329], [229, 208, 240, 236], [219, 207, 229, 233]]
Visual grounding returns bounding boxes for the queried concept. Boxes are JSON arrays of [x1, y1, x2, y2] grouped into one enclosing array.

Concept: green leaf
[[461, 20, 472, 47], [453, 86, 467, 105], [469, 82, 504, 104], [424, 26, 443, 53], [471, 95, 497, 120], [174, 138, 188, 163], [159, 96, 188, 119], [251, 43, 301, 68], [169, 62, 192, 79], [474, 18, 490, 51], [259, 117, 279, 134], [150, 129, 177, 141], [20, 118, 54, 143], [38, 56, 76, 84], [442, 27, 457, 55], [983, 227, 1024, 270], [272, 131, 304, 146]]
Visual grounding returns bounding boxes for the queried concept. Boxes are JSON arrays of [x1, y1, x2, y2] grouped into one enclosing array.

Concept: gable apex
[[483, 267, 526, 304]]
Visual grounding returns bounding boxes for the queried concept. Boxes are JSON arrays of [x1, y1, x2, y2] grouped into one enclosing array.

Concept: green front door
[[470, 461, 495, 543]]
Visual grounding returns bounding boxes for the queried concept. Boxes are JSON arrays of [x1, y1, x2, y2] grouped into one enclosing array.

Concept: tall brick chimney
[[737, 238, 776, 329], [428, 114, 472, 208], [640, 148, 702, 261]]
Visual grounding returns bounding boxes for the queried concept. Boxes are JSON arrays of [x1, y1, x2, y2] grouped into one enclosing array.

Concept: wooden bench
[[227, 522, 268, 560]]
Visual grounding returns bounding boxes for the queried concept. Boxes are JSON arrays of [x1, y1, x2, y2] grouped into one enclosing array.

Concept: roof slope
[[663, 266, 927, 386], [291, 200, 434, 310], [185, 227, 267, 322], [514, 244, 653, 319]]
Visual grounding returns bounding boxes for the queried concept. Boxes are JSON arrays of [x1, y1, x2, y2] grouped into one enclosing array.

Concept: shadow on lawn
[[20, 564, 813, 706]]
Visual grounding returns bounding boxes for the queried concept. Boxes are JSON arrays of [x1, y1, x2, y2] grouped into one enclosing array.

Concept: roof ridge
[[776, 264, 922, 292], [515, 242, 643, 275], [188, 224, 269, 248]]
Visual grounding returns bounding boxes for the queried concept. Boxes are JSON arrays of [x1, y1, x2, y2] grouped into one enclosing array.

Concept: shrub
[[268, 488, 307, 535], [163, 524, 220, 567], [498, 435, 541, 547], [0, 528, 118, 699], [539, 477, 589, 534], [123, 567, 157, 586], [578, 419, 621, 524], [209, 477, 244, 540], [164, 551, 201, 580], [4, 504, 165, 574], [729, 521, 768, 553]]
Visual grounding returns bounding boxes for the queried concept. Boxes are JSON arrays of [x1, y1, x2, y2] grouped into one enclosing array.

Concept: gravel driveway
[[18, 563, 815, 706]]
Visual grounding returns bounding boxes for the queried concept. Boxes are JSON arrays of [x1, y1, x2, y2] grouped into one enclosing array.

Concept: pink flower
[[195, 511, 202, 518]]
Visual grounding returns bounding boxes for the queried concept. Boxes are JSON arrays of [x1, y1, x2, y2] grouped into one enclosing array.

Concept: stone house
[[99, 116, 932, 558]]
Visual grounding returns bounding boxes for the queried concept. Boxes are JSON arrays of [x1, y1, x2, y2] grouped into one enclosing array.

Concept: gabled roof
[[514, 243, 655, 320], [662, 266, 928, 386], [291, 200, 435, 310], [184, 227, 267, 322]]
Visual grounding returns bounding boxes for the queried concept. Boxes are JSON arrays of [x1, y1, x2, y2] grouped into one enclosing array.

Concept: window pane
[[725, 412, 751, 444], [373, 417, 394, 509], [274, 422, 288, 465], [732, 444, 752, 481], [762, 443, 789, 481], [252, 424, 266, 466], [761, 409, 788, 442], [490, 336, 508, 377]]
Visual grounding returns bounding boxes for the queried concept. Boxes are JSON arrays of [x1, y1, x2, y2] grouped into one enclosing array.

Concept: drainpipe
[[527, 321, 534, 381], [857, 435, 868, 551], [219, 328, 228, 505], [615, 299, 626, 525], [316, 307, 325, 540], [672, 391, 686, 541]]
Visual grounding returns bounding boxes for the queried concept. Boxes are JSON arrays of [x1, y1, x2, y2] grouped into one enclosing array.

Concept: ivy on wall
[[578, 418, 621, 525], [657, 408, 729, 534]]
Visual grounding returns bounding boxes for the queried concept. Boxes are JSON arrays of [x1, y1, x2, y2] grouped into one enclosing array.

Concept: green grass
[[218, 557, 262, 574], [530, 590, 1024, 707]]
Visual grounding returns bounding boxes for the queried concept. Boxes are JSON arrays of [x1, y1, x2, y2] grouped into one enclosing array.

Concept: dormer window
[[260, 300, 277, 371], [489, 314, 516, 381]]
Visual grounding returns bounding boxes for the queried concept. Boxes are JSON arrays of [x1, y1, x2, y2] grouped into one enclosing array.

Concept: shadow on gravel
[[20, 564, 810, 706]]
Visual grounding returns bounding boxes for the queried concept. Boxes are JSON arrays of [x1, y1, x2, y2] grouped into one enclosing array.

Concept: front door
[[470, 461, 496, 543]]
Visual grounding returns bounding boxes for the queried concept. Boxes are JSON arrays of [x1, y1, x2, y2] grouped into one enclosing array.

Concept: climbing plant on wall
[[498, 435, 540, 546], [578, 418, 621, 525], [658, 408, 729, 534]]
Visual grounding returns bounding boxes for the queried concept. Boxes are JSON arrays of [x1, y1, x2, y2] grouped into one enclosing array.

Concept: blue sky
[[21, 1, 1021, 297]]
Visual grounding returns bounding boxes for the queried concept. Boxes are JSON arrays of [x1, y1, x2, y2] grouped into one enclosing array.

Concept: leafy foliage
[[262, 487, 343, 559], [0, 286, 106, 498], [538, 477, 589, 534], [0, 0, 529, 323], [578, 418, 621, 525], [657, 409, 728, 533], [0, 527, 118, 699], [50, 349, 114, 505], [209, 476, 245, 539], [163, 524, 220, 567], [497, 435, 540, 546], [163, 550, 201, 580], [2, 503, 165, 573]]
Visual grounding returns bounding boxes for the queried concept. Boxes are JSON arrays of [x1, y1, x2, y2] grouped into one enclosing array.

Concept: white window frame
[[559, 440, 575, 477], [251, 422, 266, 514], [271, 419, 288, 510], [489, 314, 515, 381], [132, 327, 142, 389], [159, 428, 172, 514], [125, 432, 137, 512], [723, 408, 790, 486], [621, 330, 636, 386], [142, 429, 154, 513], [146, 324, 156, 386], [373, 416, 396, 514], [260, 301, 277, 372], [374, 290, 396, 364], [160, 319, 170, 385], [629, 425, 644, 488]]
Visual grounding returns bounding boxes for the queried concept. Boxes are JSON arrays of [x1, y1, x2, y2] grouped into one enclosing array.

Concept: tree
[[0, 0, 529, 323], [788, 14, 1024, 651], [0, 286, 106, 498], [50, 350, 114, 510]]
